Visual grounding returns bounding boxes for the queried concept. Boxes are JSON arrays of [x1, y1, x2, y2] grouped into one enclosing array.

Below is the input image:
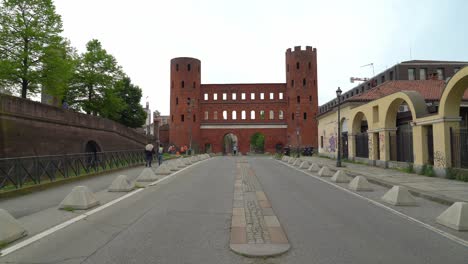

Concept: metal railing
[[451, 128, 468, 169], [0, 150, 144, 190]]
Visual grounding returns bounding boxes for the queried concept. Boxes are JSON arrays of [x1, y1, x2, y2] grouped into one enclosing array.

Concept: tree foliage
[[0, 0, 64, 98], [113, 77, 147, 128], [70, 39, 124, 115], [0, 1, 147, 129], [250, 132, 265, 153]]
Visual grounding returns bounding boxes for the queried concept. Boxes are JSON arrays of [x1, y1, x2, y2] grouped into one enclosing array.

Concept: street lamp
[[336, 87, 342, 167]]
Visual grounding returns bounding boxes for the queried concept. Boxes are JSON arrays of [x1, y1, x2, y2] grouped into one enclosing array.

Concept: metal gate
[[355, 133, 369, 158], [427, 126, 434, 165], [341, 132, 348, 160], [390, 124, 413, 162], [451, 128, 468, 168]]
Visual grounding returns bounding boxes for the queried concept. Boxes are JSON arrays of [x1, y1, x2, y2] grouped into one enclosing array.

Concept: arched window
[[303, 78, 306, 86], [181, 81, 184, 88], [296, 62, 300, 69], [232, 110, 237, 120], [187, 64, 191, 71], [279, 110, 284, 120], [260, 110, 265, 120], [251, 110, 255, 120], [176, 97, 178, 105], [242, 110, 246, 120], [269, 110, 274, 120], [176, 64, 179, 71], [297, 96, 300, 103], [223, 110, 227, 120], [292, 113, 295, 120]]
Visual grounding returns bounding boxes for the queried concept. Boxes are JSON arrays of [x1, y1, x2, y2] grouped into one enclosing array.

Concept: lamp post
[[336, 87, 342, 167]]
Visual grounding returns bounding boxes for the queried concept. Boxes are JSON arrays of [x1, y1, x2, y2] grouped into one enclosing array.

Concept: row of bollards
[[281, 156, 468, 231], [0, 154, 212, 247]]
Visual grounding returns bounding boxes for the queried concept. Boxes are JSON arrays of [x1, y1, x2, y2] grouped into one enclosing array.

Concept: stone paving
[[230, 157, 290, 257]]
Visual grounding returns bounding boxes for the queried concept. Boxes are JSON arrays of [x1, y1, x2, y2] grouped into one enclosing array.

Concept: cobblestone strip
[[230, 158, 290, 257]]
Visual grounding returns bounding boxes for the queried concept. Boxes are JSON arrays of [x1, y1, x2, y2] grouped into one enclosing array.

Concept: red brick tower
[[169, 57, 201, 151], [285, 46, 318, 149]]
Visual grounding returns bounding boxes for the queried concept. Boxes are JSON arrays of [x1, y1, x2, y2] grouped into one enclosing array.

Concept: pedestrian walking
[[233, 145, 237, 155], [158, 144, 164, 166], [145, 143, 155, 167]]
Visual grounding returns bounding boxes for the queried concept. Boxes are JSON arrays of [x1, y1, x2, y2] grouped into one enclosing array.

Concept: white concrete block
[[0, 209, 28, 245], [293, 159, 302, 167], [348, 176, 373, 191], [331, 170, 351, 183], [59, 186, 100, 210], [167, 161, 179, 171], [154, 164, 172, 175], [137, 168, 160, 182], [381, 186, 417, 206], [183, 158, 192, 165], [108, 175, 135, 192], [176, 159, 186, 168], [288, 158, 296, 164], [308, 163, 321, 172], [436, 202, 468, 231], [299, 161, 310, 169], [318, 166, 334, 177]]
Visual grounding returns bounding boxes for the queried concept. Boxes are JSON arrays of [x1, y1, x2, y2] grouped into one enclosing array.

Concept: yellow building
[[317, 67, 468, 177]]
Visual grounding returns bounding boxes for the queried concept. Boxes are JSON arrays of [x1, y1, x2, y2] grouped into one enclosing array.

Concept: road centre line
[[278, 160, 468, 248], [0, 157, 211, 257]]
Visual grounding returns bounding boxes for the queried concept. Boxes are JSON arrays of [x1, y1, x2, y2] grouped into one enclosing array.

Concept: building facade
[[317, 67, 468, 177], [319, 60, 468, 115], [168, 46, 318, 154]]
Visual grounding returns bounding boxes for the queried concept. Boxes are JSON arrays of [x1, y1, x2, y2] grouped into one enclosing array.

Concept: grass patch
[[61, 206, 75, 212], [134, 183, 145, 188]]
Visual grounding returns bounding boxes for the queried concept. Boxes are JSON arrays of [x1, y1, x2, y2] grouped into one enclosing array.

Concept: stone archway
[[85, 140, 101, 153], [223, 133, 238, 154]]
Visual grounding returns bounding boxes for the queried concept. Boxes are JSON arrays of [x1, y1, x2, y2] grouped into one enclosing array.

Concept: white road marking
[[0, 157, 211, 257], [278, 160, 468, 248]]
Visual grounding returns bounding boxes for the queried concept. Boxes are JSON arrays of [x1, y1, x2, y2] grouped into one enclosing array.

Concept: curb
[[229, 158, 290, 258]]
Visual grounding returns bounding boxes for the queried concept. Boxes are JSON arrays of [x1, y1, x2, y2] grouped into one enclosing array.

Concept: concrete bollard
[[154, 163, 172, 176], [59, 186, 100, 210], [108, 175, 135, 192], [318, 166, 334, 177], [436, 202, 468, 231], [381, 186, 417, 206], [348, 176, 373, 191], [137, 168, 160, 182], [0, 209, 28, 245], [299, 161, 310, 169], [176, 159, 186, 168], [331, 170, 351, 183], [308, 163, 321, 172], [167, 161, 179, 171]]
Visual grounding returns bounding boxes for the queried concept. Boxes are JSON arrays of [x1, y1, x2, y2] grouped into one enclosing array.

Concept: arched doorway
[[85, 140, 101, 153], [384, 99, 415, 163], [351, 112, 369, 158], [250, 132, 265, 153], [341, 118, 349, 159], [223, 133, 238, 154]]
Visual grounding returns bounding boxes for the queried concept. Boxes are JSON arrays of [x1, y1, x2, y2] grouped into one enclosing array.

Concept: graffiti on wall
[[328, 134, 336, 153], [379, 132, 385, 156], [434, 151, 446, 168]]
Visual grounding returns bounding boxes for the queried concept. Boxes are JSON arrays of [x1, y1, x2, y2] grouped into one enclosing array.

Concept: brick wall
[[0, 94, 146, 158]]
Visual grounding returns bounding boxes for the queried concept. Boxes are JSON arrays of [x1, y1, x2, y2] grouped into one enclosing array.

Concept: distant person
[[158, 144, 164, 165], [62, 100, 69, 110], [145, 143, 155, 167], [233, 145, 237, 155]]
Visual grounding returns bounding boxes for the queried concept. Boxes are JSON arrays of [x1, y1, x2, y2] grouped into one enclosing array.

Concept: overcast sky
[[54, 0, 467, 115]]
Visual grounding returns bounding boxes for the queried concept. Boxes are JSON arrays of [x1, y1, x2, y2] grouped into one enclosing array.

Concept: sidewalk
[[300, 156, 468, 205]]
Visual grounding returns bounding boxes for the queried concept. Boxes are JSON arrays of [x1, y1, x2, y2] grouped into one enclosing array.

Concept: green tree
[[40, 37, 77, 106], [0, 0, 64, 98], [71, 39, 123, 115], [114, 77, 147, 128], [250, 132, 265, 153]]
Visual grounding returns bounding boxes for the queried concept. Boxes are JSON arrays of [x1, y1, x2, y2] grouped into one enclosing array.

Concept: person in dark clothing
[[145, 143, 155, 167], [158, 144, 164, 166]]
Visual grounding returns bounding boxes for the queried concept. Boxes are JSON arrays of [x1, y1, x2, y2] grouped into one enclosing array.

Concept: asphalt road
[[1, 157, 467, 263]]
